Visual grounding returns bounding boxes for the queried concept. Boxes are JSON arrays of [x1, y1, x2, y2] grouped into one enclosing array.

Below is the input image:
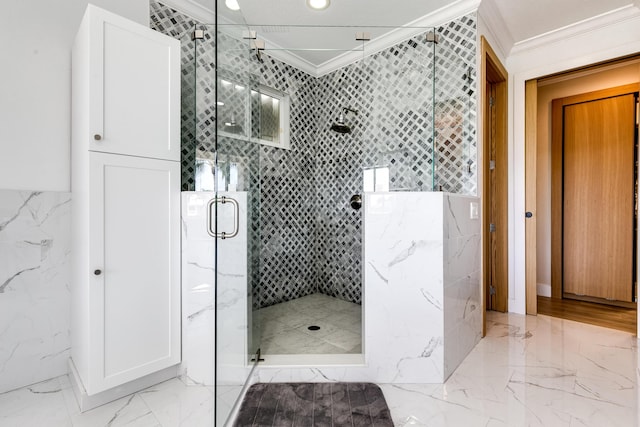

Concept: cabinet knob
[[94, 269, 102, 276], [94, 134, 102, 141]]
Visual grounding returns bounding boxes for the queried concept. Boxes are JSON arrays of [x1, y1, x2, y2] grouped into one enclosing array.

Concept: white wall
[[0, 0, 149, 192], [507, 7, 640, 314]]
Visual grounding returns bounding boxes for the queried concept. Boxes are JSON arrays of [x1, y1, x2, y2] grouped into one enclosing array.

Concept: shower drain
[[307, 325, 321, 331]]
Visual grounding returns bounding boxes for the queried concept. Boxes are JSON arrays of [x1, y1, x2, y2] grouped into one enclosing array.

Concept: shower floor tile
[[256, 294, 362, 355]]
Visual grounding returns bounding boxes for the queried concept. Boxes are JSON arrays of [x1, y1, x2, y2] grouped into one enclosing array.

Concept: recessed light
[[307, 0, 330, 11], [225, 0, 240, 11]]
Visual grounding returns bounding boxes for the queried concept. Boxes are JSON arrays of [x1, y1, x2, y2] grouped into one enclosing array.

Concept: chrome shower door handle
[[207, 196, 239, 239]]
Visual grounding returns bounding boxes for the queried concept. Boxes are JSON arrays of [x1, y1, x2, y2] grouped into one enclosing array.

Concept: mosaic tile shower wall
[[150, 2, 477, 308], [151, 1, 320, 308], [150, 2, 198, 190], [313, 17, 477, 302]]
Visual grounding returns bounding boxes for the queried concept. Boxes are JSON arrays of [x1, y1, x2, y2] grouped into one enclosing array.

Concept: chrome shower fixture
[[330, 107, 358, 134]]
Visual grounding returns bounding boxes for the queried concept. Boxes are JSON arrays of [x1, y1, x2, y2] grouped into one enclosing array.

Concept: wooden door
[[481, 37, 508, 321], [559, 89, 637, 302]]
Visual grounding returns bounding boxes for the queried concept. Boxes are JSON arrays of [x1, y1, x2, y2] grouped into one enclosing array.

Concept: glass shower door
[[191, 21, 262, 426], [213, 28, 263, 426]]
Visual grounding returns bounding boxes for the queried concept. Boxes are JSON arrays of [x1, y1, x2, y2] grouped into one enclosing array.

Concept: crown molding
[[510, 4, 640, 55], [157, 0, 319, 75], [159, 0, 215, 23], [477, 0, 513, 60], [262, 47, 320, 77], [162, 0, 480, 77], [316, 0, 481, 76]]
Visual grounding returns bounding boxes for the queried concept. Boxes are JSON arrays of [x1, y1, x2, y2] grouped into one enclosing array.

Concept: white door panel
[[89, 152, 180, 392], [88, 8, 180, 161]]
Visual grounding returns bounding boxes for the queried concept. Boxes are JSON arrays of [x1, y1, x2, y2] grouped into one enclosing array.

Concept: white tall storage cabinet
[[70, 5, 181, 402]]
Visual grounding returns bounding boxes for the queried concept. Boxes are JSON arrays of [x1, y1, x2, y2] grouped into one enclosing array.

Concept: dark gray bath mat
[[233, 382, 394, 426]]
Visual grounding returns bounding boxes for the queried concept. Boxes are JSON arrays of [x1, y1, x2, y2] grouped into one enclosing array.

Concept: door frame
[[481, 36, 509, 335], [550, 83, 640, 302], [525, 80, 537, 314], [523, 57, 640, 325]]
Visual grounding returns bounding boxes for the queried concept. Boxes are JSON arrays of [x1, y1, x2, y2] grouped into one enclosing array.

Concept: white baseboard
[[537, 283, 552, 297], [67, 358, 178, 412]]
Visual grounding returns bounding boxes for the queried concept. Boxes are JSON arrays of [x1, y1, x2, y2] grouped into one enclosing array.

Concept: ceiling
[[491, 0, 632, 43], [169, 0, 638, 72]]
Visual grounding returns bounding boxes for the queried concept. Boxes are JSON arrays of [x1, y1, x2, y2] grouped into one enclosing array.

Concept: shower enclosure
[[153, 0, 477, 423]]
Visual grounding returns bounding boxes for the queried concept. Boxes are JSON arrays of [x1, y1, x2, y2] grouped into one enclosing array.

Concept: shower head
[[330, 107, 358, 134], [330, 112, 351, 134]]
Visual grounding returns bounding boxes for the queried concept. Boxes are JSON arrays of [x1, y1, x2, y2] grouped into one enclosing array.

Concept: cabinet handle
[[94, 269, 102, 276], [94, 134, 102, 141]]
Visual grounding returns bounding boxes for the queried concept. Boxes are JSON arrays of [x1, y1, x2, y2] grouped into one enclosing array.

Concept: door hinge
[[489, 285, 496, 296], [250, 348, 265, 363], [489, 96, 495, 108], [489, 160, 496, 170], [191, 29, 204, 40], [489, 223, 496, 233]]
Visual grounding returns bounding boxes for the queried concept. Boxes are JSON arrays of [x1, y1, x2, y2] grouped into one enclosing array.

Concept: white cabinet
[[81, 4, 180, 161], [71, 5, 181, 397]]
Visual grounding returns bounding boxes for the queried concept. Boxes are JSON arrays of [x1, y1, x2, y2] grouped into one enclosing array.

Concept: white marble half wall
[[0, 190, 71, 394], [180, 192, 250, 388], [443, 194, 482, 378], [254, 192, 481, 384], [365, 192, 481, 382]]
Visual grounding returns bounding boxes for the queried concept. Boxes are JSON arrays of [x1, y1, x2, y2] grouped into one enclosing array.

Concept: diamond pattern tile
[[151, 1, 477, 308]]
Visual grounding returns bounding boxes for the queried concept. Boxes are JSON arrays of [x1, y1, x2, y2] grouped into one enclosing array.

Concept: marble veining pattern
[[151, 1, 478, 311], [0, 190, 71, 394], [2, 312, 639, 426], [181, 192, 250, 388], [181, 192, 251, 424], [253, 192, 480, 385]]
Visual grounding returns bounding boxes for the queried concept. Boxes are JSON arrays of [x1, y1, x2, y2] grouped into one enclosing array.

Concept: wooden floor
[[537, 296, 637, 335]]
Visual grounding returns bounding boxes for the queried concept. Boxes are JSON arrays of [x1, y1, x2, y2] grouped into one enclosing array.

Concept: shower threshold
[[260, 352, 365, 367]]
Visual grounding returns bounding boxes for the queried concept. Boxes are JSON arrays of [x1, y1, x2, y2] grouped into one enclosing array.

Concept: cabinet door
[[89, 152, 180, 393], [87, 6, 180, 161]]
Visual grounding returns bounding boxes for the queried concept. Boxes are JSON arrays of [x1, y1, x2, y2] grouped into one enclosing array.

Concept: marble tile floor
[[256, 293, 362, 355], [0, 375, 215, 427], [384, 311, 639, 426], [2, 311, 639, 426]]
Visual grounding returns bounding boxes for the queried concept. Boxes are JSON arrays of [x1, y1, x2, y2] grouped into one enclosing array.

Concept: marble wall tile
[[151, 1, 478, 310], [253, 193, 481, 385], [180, 192, 215, 387], [182, 191, 252, 386], [365, 192, 447, 383], [0, 190, 71, 394], [443, 194, 481, 379], [180, 191, 250, 426]]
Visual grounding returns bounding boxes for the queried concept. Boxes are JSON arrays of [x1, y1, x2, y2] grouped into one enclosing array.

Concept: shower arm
[[343, 107, 358, 116]]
